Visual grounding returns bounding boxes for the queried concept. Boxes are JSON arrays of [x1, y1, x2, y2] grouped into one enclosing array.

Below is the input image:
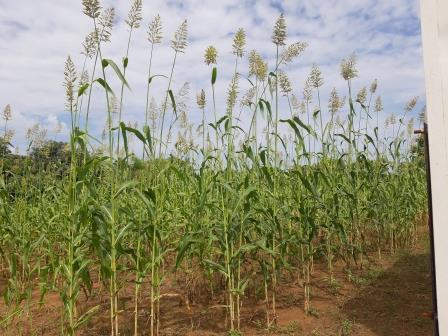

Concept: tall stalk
[[159, 20, 187, 157], [144, 15, 162, 159], [116, 0, 142, 158]]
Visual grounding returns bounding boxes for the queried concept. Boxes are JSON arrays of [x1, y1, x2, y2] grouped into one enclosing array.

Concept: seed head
[[340, 53, 358, 81], [418, 105, 426, 124], [204, 46, 218, 65], [79, 70, 89, 89], [328, 88, 343, 115], [272, 13, 287, 46], [149, 98, 159, 127], [63, 56, 77, 112], [3, 104, 12, 121], [248, 50, 267, 81], [148, 14, 163, 44], [281, 42, 308, 65], [27, 124, 38, 141], [299, 101, 306, 114], [291, 94, 299, 111], [54, 121, 63, 134], [175, 132, 188, 154], [99, 7, 115, 43], [240, 87, 256, 108], [404, 96, 418, 112], [179, 110, 188, 129], [278, 71, 292, 96], [109, 95, 118, 115], [206, 132, 213, 152], [356, 87, 367, 105], [82, 0, 101, 19], [374, 96, 383, 113], [336, 115, 344, 128], [390, 113, 396, 125], [232, 28, 246, 58], [171, 82, 190, 120], [309, 64, 324, 88], [303, 78, 312, 103], [269, 75, 277, 95], [4, 129, 15, 143], [226, 74, 239, 114], [171, 20, 188, 53], [29, 125, 47, 149], [370, 79, 378, 93], [81, 31, 97, 58], [125, 0, 143, 29], [384, 116, 390, 129], [197, 89, 206, 109], [327, 120, 334, 133], [407, 118, 414, 137]]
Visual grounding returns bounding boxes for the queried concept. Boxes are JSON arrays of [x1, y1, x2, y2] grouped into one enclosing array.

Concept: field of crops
[[0, 1, 428, 335]]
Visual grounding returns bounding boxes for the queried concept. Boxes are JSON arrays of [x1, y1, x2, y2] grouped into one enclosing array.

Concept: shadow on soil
[[342, 252, 435, 336]]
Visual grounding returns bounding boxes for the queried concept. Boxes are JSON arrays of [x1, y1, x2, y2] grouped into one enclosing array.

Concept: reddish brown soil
[[0, 231, 434, 336]]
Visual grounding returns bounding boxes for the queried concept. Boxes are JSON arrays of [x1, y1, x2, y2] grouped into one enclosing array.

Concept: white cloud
[[0, 0, 425, 152]]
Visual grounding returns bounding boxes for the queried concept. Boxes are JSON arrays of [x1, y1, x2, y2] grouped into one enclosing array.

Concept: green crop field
[[0, 1, 428, 335]]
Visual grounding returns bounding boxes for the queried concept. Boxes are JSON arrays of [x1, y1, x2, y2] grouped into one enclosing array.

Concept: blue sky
[[0, 0, 425, 153]]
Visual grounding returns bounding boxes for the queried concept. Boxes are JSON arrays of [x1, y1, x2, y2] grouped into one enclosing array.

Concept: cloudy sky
[[0, 0, 425, 153]]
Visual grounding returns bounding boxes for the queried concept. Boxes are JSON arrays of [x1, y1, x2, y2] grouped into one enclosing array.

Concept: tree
[[0, 136, 12, 156], [30, 140, 70, 163]]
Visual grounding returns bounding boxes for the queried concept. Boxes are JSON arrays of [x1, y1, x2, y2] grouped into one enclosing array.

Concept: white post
[[420, 0, 448, 333]]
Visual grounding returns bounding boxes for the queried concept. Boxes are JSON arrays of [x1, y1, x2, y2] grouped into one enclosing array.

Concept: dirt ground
[[0, 230, 435, 336]]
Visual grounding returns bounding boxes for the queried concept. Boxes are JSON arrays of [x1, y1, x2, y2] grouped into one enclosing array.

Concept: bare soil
[[0, 230, 434, 336]]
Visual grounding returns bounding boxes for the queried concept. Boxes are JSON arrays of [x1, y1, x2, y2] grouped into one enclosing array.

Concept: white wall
[[419, 0, 448, 333]]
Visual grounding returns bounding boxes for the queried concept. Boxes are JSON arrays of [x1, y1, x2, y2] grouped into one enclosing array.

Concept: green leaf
[[231, 185, 257, 218], [258, 100, 265, 117], [119, 122, 129, 156], [356, 99, 367, 109], [293, 116, 312, 134], [94, 78, 114, 95], [298, 171, 320, 200], [260, 99, 272, 121], [148, 74, 168, 84], [168, 90, 177, 116], [364, 134, 379, 156], [134, 190, 155, 215], [103, 59, 131, 90], [217, 115, 228, 125], [116, 222, 133, 244], [335, 133, 351, 144], [204, 259, 228, 278], [211, 67, 217, 85], [143, 125, 153, 154], [74, 305, 100, 329], [272, 132, 288, 153], [125, 126, 146, 145], [114, 180, 139, 199], [280, 118, 303, 142], [349, 98, 356, 116], [175, 237, 199, 268], [78, 83, 89, 97]]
